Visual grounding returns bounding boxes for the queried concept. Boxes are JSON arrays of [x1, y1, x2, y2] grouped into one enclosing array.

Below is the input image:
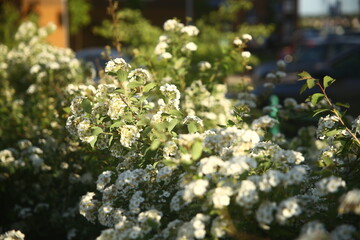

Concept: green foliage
[[93, 8, 161, 53], [68, 0, 91, 34]]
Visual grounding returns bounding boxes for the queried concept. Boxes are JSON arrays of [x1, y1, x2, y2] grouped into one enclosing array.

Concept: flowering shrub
[[0, 22, 101, 240], [0, 21, 93, 146], [67, 20, 360, 240], [1, 11, 360, 240]]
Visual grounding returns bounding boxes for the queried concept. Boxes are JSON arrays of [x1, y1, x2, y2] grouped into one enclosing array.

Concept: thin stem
[[107, 0, 122, 53], [316, 82, 360, 146], [118, 94, 140, 121]]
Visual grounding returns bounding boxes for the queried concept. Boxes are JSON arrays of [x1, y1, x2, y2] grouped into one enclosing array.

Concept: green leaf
[[310, 93, 324, 105], [63, 107, 71, 114], [168, 109, 183, 117], [323, 75, 335, 89], [298, 71, 311, 80], [142, 126, 151, 135], [313, 108, 330, 117], [81, 98, 92, 113], [174, 57, 186, 69], [137, 117, 149, 126], [130, 97, 139, 103], [191, 141, 203, 161], [227, 120, 235, 126], [108, 135, 114, 146], [127, 81, 143, 89], [188, 122, 198, 133], [122, 112, 133, 121], [89, 136, 98, 149], [300, 83, 308, 94], [91, 126, 103, 136], [110, 121, 122, 130], [168, 119, 179, 132], [306, 78, 316, 89], [143, 82, 157, 92], [322, 156, 334, 166], [115, 88, 124, 94], [150, 139, 161, 150], [335, 102, 350, 109], [325, 128, 342, 137]]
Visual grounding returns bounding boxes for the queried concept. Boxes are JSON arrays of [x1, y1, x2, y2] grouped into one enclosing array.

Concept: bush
[[1, 13, 359, 240]]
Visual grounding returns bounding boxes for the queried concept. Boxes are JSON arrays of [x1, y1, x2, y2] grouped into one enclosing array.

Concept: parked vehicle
[[253, 35, 360, 115]]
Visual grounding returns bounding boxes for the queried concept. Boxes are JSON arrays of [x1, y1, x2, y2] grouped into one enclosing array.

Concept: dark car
[[257, 46, 360, 114], [253, 35, 360, 83], [253, 35, 360, 115]]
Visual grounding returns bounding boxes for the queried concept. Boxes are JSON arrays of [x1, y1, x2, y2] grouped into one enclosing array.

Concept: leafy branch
[[298, 71, 360, 146]]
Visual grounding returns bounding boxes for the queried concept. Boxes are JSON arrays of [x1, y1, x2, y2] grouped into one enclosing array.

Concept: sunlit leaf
[[143, 82, 157, 92], [298, 71, 311, 80], [188, 122, 198, 133], [310, 93, 324, 105], [81, 98, 92, 113], [168, 119, 179, 132], [191, 141, 203, 161], [150, 139, 161, 150], [335, 102, 350, 109], [323, 75, 335, 89]]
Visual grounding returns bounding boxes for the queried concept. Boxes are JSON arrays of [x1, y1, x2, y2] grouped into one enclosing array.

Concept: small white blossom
[[316, 176, 346, 196], [211, 186, 233, 209], [276, 198, 302, 224], [242, 33, 252, 41], [181, 25, 199, 36], [104, 58, 131, 73], [182, 42, 198, 52], [241, 51, 251, 58]]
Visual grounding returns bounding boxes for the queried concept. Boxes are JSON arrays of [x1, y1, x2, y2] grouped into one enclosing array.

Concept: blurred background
[[2, 0, 359, 50], [1, 0, 360, 109]]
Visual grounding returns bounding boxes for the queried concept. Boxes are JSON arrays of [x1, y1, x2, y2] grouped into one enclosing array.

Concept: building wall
[[22, 0, 68, 47]]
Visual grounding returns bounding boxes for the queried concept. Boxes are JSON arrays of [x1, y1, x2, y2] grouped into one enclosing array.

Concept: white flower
[[236, 180, 258, 207], [285, 165, 307, 185], [233, 37, 243, 46], [256, 201, 277, 229], [182, 42, 198, 52], [276, 197, 302, 224], [0, 149, 15, 165], [128, 68, 152, 83], [104, 58, 131, 73], [316, 176, 346, 196], [211, 216, 227, 238], [211, 186, 233, 208], [107, 96, 126, 120], [96, 171, 113, 192], [159, 52, 172, 59], [242, 33, 252, 41], [331, 224, 356, 240], [198, 61, 212, 71], [220, 155, 256, 176], [258, 170, 284, 192], [183, 179, 209, 203], [79, 192, 100, 222], [181, 25, 199, 36], [241, 51, 251, 58], [338, 189, 360, 215], [154, 41, 169, 55], [163, 19, 184, 31], [297, 221, 329, 239], [120, 125, 140, 148], [198, 156, 224, 176], [0, 230, 25, 240]]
